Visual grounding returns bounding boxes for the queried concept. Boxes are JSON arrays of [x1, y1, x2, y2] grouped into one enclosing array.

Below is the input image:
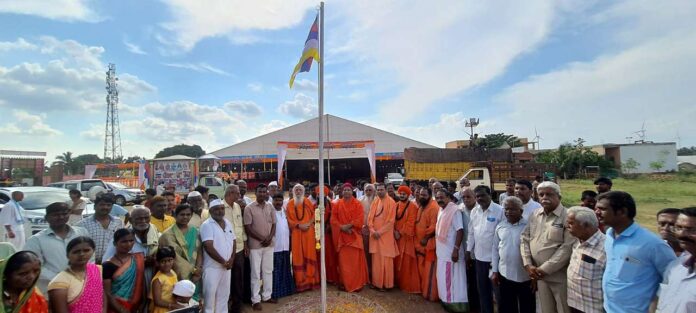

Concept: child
[[150, 246, 183, 313], [580, 190, 597, 209], [172, 280, 200, 309]]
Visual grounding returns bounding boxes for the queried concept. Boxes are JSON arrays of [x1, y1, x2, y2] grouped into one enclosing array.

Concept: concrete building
[[592, 142, 678, 174], [211, 114, 435, 186]]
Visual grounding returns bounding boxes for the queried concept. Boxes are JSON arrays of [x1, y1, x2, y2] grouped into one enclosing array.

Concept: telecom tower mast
[[103, 63, 123, 164]]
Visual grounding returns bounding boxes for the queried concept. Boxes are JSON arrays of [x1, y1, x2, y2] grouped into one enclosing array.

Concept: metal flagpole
[[318, 2, 327, 313]]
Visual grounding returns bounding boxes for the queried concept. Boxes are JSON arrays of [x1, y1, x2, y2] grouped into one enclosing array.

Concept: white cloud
[[330, 0, 565, 121], [224, 100, 262, 117], [277, 93, 317, 120], [159, 0, 316, 50], [0, 0, 99, 22], [123, 40, 147, 55], [79, 123, 103, 140], [0, 38, 37, 52], [259, 120, 290, 134], [0, 110, 62, 136], [143, 101, 242, 124], [247, 82, 262, 92], [162, 62, 231, 76], [292, 79, 318, 92], [493, 31, 696, 147]]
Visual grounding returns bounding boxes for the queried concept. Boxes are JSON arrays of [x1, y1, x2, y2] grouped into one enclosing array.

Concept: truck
[[197, 175, 229, 200], [403, 148, 555, 196]]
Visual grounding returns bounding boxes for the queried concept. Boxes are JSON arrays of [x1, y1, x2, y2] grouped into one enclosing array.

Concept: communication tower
[[103, 63, 123, 163]]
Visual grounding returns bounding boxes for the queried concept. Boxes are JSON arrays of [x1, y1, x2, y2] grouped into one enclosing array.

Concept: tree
[[55, 151, 77, 175], [475, 133, 521, 149], [123, 155, 145, 163], [622, 158, 640, 174], [535, 138, 614, 179], [678, 146, 696, 156], [649, 160, 665, 172], [155, 144, 206, 159]]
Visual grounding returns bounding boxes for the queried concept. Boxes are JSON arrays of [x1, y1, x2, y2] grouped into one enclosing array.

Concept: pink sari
[[68, 263, 103, 313]]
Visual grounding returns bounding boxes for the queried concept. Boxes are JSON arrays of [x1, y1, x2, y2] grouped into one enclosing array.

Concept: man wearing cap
[[267, 181, 280, 197], [332, 183, 369, 292], [201, 199, 236, 313], [24, 202, 90, 293], [187, 191, 210, 228], [172, 280, 199, 309], [394, 185, 420, 293]]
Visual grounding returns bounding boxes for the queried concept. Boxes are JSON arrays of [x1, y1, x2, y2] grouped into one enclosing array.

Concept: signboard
[[153, 160, 194, 193]]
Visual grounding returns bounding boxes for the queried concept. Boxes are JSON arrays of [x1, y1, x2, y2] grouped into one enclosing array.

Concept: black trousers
[[467, 262, 480, 312], [475, 260, 495, 313], [498, 275, 535, 313], [229, 251, 246, 313], [243, 255, 251, 304]]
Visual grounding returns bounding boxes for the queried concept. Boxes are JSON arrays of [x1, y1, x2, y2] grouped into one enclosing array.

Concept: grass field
[[559, 175, 696, 233]]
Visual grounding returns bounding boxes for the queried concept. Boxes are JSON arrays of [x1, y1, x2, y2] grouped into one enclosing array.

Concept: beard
[[293, 195, 304, 207], [418, 197, 430, 207]]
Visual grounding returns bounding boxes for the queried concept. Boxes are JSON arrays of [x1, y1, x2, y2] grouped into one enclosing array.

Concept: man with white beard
[[359, 183, 376, 279]]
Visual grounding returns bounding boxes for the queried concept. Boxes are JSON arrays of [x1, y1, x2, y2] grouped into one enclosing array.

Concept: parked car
[[384, 172, 404, 186], [105, 182, 145, 205], [0, 187, 95, 236]]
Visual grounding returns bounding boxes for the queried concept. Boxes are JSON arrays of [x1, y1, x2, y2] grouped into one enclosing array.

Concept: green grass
[[559, 175, 696, 233]]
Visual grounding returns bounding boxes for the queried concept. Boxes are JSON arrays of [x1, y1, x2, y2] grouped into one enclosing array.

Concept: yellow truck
[[403, 148, 555, 195]]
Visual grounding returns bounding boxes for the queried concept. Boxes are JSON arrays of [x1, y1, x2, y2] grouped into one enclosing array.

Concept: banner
[[277, 143, 288, 187], [365, 142, 376, 183], [84, 165, 97, 179]]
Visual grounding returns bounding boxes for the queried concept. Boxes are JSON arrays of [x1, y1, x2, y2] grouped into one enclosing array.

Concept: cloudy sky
[[1, 0, 694, 161]]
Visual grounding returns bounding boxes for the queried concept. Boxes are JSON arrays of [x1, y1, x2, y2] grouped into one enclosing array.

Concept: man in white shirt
[[236, 180, 253, 206], [657, 207, 696, 312], [0, 191, 26, 249], [457, 187, 480, 311], [466, 185, 504, 313], [201, 199, 236, 313], [492, 196, 534, 313], [270, 193, 295, 300], [515, 179, 541, 220]]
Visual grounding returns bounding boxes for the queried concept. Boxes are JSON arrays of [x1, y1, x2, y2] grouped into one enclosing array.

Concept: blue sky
[[0, 0, 694, 161]]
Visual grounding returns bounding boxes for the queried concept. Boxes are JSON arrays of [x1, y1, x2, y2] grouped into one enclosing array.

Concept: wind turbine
[[532, 127, 542, 150]]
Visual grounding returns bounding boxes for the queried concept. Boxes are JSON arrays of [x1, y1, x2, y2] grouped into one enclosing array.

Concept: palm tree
[[55, 151, 75, 175]]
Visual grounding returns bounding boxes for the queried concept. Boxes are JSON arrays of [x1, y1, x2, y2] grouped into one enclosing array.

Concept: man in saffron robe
[[394, 185, 420, 293], [331, 183, 369, 292], [368, 183, 399, 291], [415, 187, 439, 301], [286, 184, 320, 292], [317, 185, 339, 284]]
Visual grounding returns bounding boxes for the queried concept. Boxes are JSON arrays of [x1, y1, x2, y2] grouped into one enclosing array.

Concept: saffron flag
[[289, 15, 320, 88]]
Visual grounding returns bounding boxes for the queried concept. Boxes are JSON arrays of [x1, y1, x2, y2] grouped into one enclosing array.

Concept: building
[[0, 150, 46, 186], [591, 142, 678, 174], [211, 114, 435, 186]]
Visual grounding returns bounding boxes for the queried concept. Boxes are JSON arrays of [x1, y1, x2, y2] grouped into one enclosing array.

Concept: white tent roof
[[211, 114, 436, 160], [152, 154, 195, 161]]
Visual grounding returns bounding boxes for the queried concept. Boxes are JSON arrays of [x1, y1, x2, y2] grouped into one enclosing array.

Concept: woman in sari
[[158, 204, 202, 301], [0, 251, 48, 313], [103, 229, 145, 313], [48, 236, 105, 313]]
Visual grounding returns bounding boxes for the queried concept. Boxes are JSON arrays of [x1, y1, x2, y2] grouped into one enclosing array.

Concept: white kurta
[[436, 205, 468, 304]]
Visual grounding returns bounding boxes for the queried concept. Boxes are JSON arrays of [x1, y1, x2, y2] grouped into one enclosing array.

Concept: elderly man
[[657, 207, 696, 312], [102, 206, 160, 262], [656, 207, 684, 256], [150, 195, 176, 232], [244, 184, 277, 310], [0, 191, 26, 249], [492, 196, 534, 313], [566, 206, 606, 313], [267, 181, 280, 197], [194, 185, 210, 209], [597, 191, 675, 313], [201, 199, 236, 313], [466, 185, 504, 313], [78, 192, 123, 264], [457, 187, 480, 311], [415, 187, 439, 301], [435, 190, 467, 312], [431, 181, 444, 199], [453, 178, 471, 204], [223, 185, 248, 313], [515, 179, 541, 220], [287, 183, 319, 291], [187, 191, 210, 228], [367, 183, 399, 291], [24, 202, 89, 293], [331, 183, 370, 292], [521, 181, 575, 313], [394, 185, 420, 293], [360, 183, 376, 278]]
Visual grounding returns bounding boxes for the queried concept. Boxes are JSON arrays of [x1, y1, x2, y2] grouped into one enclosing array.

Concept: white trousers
[[4, 224, 25, 250], [203, 265, 231, 313], [250, 246, 274, 303]]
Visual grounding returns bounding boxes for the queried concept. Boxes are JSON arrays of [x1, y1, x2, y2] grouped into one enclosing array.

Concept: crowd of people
[[0, 176, 695, 313]]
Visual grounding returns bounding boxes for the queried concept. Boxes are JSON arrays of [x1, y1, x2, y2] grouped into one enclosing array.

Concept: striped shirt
[[567, 230, 606, 313], [78, 215, 123, 264]]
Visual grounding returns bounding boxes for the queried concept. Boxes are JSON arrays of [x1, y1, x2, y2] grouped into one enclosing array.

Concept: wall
[[619, 143, 677, 173]]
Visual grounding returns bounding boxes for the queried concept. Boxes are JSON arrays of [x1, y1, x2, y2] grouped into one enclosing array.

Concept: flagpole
[[318, 2, 327, 313]]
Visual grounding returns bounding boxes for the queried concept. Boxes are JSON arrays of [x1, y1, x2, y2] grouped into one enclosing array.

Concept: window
[[65, 183, 78, 190], [81, 180, 105, 192], [204, 177, 222, 186], [466, 170, 484, 180]]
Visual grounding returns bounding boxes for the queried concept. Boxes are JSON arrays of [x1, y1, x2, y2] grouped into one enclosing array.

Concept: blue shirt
[[603, 222, 676, 313]]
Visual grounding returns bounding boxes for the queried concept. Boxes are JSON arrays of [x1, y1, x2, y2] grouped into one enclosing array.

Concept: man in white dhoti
[[435, 190, 469, 312]]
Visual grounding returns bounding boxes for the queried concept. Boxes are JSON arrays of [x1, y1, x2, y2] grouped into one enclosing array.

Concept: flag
[[289, 15, 319, 88]]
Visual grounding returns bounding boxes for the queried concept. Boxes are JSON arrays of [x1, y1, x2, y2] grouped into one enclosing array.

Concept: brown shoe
[[263, 298, 278, 304], [252, 303, 263, 311]]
